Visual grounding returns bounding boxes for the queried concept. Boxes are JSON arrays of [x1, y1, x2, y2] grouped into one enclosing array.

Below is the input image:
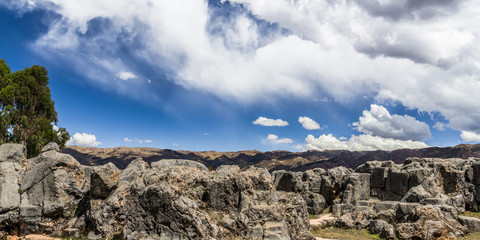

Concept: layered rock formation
[[272, 157, 480, 239], [0, 143, 313, 240]]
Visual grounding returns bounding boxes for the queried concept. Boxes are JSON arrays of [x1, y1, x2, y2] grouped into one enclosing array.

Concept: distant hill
[[63, 144, 480, 171]]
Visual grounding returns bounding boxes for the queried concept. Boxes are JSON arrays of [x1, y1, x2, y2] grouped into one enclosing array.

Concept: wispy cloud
[[124, 137, 152, 144], [253, 117, 289, 127], [433, 122, 446, 131]]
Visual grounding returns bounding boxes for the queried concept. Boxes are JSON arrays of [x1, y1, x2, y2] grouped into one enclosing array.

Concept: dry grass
[[312, 227, 380, 240], [458, 232, 480, 240]]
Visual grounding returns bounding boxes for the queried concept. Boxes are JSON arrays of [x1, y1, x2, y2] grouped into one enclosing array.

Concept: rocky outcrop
[[273, 157, 480, 239], [0, 143, 313, 240], [4, 142, 480, 240]]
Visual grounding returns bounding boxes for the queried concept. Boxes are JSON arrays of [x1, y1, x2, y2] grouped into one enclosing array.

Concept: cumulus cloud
[[117, 71, 137, 81], [124, 137, 133, 143], [460, 131, 480, 142], [3, 0, 480, 135], [144, 140, 152, 143], [67, 133, 101, 147], [253, 117, 289, 127], [267, 134, 293, 144], [305, 134, 428, 151], [298, 116, 322, 130], [353, 104, 431, 141]]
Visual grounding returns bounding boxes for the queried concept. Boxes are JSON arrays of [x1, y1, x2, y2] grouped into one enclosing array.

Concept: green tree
[[0, 59, 69, 158]]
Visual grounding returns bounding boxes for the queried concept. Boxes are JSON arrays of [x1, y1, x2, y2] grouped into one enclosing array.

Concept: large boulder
[[0, 144, 25, 235], [19, 150, 87, 234]]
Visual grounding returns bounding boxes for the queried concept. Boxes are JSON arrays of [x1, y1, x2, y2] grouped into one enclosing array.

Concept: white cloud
[[172, 143, 179, 147], [353, 104, 431, 141], [3, 0, 480, 135], [305, 134, 428, 151], [67, 132, 101, 147], [433, 122, 446, 131], [52, 125, 59, 131], [460, 131, 480, 142], [117, 71, 137, 81], [267, 134, 293, 144], [298, 116, 322, 130], [253, 117, 289, 127], [124, 137, 152, 144]]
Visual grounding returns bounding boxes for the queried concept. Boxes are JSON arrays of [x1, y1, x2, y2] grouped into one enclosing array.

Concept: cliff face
[[0, 143, 313, 240], [3, 143, 480, 240], [63, 144, 480, 171]]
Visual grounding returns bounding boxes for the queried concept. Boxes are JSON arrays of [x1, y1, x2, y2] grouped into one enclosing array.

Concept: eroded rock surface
[[273, 157, 480, 239], [0, 143, 313, 240], [3, 142, 480, 240]]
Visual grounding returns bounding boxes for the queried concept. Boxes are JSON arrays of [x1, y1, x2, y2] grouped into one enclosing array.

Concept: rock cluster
[[272, 158, 480, 239], [4, 142, 480, 240], [0, 143, 313, 240]]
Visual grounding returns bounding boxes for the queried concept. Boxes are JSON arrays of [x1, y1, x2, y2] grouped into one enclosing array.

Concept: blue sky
[[0, 0, 479, 152]]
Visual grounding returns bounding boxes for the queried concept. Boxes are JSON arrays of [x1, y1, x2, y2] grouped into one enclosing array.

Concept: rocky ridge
[[0, 143, 312, 240], [2, 143, 480, 239]]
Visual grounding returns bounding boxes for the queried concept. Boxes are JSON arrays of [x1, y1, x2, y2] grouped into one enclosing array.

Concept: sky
[[0, 0, 479, 152]]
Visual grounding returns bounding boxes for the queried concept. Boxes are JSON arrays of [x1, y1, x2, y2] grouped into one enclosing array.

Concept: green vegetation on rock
[[461, 211, 480, 219], [0, 59, 69, 157]]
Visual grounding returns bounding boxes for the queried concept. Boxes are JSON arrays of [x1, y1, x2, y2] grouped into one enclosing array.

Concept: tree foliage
[[0, 59, 69, 158]]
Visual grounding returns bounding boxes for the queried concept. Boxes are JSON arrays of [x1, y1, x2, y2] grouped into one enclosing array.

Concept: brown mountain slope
[[63, 144, 480, 171]]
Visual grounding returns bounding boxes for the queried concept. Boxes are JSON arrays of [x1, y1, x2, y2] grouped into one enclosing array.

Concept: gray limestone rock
[[0, 161, 22, 213], [0, 144, 26, 164], [89, 162, 120, 199], [458, 216, 480, 233], [215, 165, 240, 175], [369, 219, 389, 234], [303, 191, 326, 215], [41, 142, 60, 153], [370, 167, 388, 188], [151, 159, 208, 171], [19, 150, 87, 233], [385, 169, 409, 196]]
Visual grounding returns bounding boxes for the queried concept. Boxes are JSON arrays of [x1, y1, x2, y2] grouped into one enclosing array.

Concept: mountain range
[[63, 144, 480, 171]]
